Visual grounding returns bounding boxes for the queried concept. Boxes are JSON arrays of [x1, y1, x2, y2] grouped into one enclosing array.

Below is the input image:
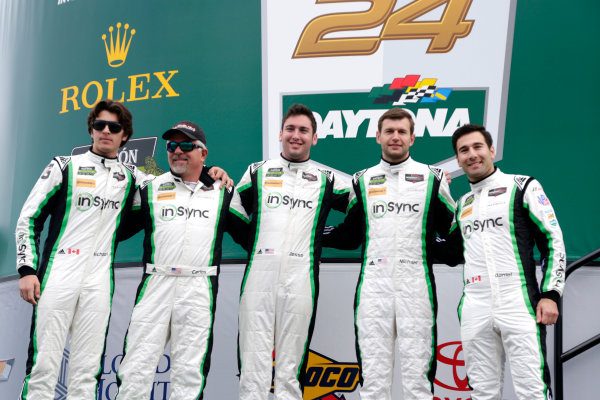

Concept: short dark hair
[[377, 108, 414, 134], [451, 124, 493, 154], [87, 99, 133, 147], [281, 104, 317, 134]]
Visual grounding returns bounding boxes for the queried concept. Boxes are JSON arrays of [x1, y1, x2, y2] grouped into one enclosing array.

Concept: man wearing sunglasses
[[15, 101, 232, 399], [15, 99, 146, 400], [230, 104, 350, 400], [115, 121, 248, 400]]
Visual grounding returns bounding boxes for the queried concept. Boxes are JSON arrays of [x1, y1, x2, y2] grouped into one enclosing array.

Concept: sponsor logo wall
[[265, 1, 514, 176]]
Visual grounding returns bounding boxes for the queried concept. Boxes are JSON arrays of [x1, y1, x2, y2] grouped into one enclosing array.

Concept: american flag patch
[[171, 267, 182, 275], [265, 249, 274, 255]]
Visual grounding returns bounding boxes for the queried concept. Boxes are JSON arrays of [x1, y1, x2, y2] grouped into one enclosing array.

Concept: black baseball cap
[[162, 121, 207, 145]]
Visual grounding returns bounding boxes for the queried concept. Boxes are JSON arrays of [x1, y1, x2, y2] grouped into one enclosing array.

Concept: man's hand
[[536, 298, 559, 325], [208, 166, 234, 190], [444, 170, 452, 184], [20, 275, 41, 306]]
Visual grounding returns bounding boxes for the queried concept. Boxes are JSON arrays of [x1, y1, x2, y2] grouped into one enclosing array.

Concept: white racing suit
[[444, 168, 566, 400], [323, 157, 456, 400], [115, 170, 248, 400], [15, 150, 142, 400], [229, 155, 349, 399]]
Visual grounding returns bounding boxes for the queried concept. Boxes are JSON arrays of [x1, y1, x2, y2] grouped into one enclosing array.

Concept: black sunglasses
[[166, 141, 204, 152], [92, 119, 123, 133]]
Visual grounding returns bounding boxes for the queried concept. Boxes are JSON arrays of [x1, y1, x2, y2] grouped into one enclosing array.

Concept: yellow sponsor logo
[[461, 206, 472, 218], [368, 187, 387, 197], [76, 179, 96, 188], [59, 22, 180, 114], [102, 22, 135, 68], [294, 0, 474, 58], [157, 192, 176, 201], [264, 180, 283, 187]]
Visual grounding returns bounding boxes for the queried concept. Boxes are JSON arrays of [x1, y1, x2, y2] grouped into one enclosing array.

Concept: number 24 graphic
[[293, 0, 474, 58]]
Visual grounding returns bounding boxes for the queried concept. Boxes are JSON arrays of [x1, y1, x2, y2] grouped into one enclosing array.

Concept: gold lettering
[[60, 86, 80, 114], [81, 81, 103, 109], [128, 73, 150, 101], [106, 78, 125, 102], [152, 70, 179, 98]]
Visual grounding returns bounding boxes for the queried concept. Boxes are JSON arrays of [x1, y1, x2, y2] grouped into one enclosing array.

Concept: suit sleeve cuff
[[18, 266, 37, 278], [541, 290, 561, 304]]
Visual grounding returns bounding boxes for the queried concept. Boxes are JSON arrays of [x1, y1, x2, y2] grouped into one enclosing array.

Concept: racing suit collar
[[87, 149, 119, 167], [169, 166, 215, 191], [379, 156, 413, 174], [279, 153, 311, 170], [469, 167, 502, 192]]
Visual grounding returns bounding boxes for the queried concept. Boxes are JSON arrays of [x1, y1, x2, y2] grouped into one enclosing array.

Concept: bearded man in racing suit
[[15, 100, 145, 399], [323, 108, 456, 400], [230, 104, 349, 400], [439, 124, 566, 400], [115, 121, 247, 399]]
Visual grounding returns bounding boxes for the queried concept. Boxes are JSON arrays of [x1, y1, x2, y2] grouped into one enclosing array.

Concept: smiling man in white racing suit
[[323, 108, 456, 400], [115, 121, 247, 400], [440, 124, 566, 400], [230, 104, 350, 399], [15, 100, 147, 400]]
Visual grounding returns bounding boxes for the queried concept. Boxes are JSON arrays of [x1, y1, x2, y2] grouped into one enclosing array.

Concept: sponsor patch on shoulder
[[40, 163, 54, 180], [537, 194, 550, 206], [514, 175, 529, 190], [318, 169, 333, 182], [354, 169, 367, 184], [544, 210, 557, 226], [428, 166, 444, 181], [55, 156, 71, 170], [250, 161, 266, 174]]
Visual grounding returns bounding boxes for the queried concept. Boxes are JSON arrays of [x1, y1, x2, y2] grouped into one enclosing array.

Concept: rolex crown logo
[[101, 22, 135, 68]]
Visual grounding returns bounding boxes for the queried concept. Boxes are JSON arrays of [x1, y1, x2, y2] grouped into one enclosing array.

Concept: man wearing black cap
[[115, 121, 248, 400]]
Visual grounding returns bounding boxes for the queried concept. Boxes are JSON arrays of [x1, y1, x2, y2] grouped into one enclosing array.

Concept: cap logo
[[174, 123, 195, 132]]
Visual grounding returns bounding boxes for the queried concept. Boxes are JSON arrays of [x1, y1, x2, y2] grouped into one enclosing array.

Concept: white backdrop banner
[[4, 265, 598, 399]]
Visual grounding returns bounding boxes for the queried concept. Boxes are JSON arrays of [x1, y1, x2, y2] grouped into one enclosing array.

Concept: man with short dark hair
[[115, 121, 248, 400], [444, 124, 565, 399], [231, 104, 350, 399], [323, 107, 456, 399], [15, 99, 145, 399]]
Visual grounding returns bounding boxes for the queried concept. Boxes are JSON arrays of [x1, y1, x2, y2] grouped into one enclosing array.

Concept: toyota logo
[[434, 341, 471, 392]]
